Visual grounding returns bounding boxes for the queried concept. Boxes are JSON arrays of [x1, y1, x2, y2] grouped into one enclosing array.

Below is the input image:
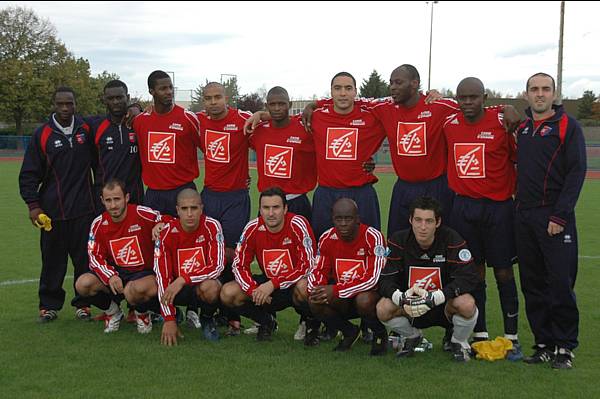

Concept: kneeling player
[[75, 179, 162, 334], [220, 187, 317, 342], [307, 198, 388, 355], [377, 196, 480, 361], [154, 189, 225, 346]]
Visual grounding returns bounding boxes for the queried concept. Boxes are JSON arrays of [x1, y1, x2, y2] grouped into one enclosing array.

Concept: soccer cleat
[[243, 323, 260, 335], [75, 306, 92, 321], [361, 328, 374, 344], [294, 321, 307, 341], [333, 325, 360, 352], [256, 316, 278, 342], [370, 333, 388, 356], [201, 317, 219, 342], [186, 310, 202, 329], [451, 342, 473, 362], [38, 309, 58, 323], [442, 327, 453, 352], [524, 345, 555, 364], [319, 325, 339, 341], [506, 340, 524, 362], [103, 310, 123, 333], [551, 348, 574, 370], [396, 334, 424, 358], [135, 311, 152, 334], [225, 320, 242, 337]]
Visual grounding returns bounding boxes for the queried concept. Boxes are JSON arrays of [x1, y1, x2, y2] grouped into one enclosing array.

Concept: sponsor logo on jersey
[[418, 111, 432, 119], [408, 266, 442, 291], [286, 136, 302, 144], [350, 119, 365, 126], [357, 248, 365, 256], [326, 128, 358, 160], [54, 140, 63, 148], [539, 126, 553, 137], [129, 132, 136, 143], [196, 235, 205, 244], [335, 259, 365, 284], [264, 144, 293, 178], [454, 143, 485, 178], [397, 122, 427, 156], [223, 124, 238, 132], [177, 247, 207, 275], [205, 130, 230, 163], [75, 133, 86, 144], [128, 224, 141, 233], [109, 236, 145, 267], [148, 131, 176, 164], [433, 254, 446, 263], [477, 131, 495, 140], [169, 123, 183, 131], [106, 136, 114, 144], [282, 237, 292, 246], [262, 249, 293, 278]]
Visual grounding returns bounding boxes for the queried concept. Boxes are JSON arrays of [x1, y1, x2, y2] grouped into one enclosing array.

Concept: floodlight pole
[[556, 1, 565, 104], [427, 1, 438, 92]]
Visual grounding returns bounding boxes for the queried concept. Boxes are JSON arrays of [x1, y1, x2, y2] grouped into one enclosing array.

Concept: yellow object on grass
[[34, 214, 52, 231], [471, 337, 513, 361]]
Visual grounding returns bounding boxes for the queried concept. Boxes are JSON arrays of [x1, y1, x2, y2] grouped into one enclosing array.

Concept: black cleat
[[370, 332, 388, 356], [551, 348, 573, 370], [256, 316, 277, 342], [396, 334, 424, 358], [38, 309, 58, 323], [524, 345, 555, 364], [333, 325, 360, 352], [451, 342, 473, 362]]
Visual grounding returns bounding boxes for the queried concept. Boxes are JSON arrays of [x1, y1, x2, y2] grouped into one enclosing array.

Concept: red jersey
[[443, 108, 516, 201], [369, 96, 459, 182], [249, 115, 317, 194], [133, 105, 201, 190], [232, 213, 316, 296], [197, 108, 251, 192], [88, 204, 162, 285], [308, 223, 386, 298], [154, 215, 225, 321]]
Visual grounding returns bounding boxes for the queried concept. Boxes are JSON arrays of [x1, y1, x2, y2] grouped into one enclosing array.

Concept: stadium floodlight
[[426, 1, 438, 91]]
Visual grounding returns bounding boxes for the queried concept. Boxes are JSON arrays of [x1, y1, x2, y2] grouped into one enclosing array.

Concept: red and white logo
[[148, 132, 175, 164], [454, 143, 485, 178], [326, 128, 358, 160], [397, 122, 427, 156], [264, 145, 293, 178], [205, 130, 230, 163], [177, 247, 207, 275], [109, 236, 144, 267], [262, 249, 292, 279], [335, 259, 365, 284], [408, 266, 442, 292]]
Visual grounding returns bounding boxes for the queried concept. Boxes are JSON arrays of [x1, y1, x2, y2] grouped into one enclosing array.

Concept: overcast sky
[[3, 1, 599, 101]]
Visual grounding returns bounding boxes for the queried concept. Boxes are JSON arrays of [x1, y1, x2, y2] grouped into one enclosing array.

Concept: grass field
[[1, 161, 599, 398]]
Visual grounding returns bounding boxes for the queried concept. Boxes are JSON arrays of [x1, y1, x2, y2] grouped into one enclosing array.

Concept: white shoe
[[294, 321, 307, 341], [103, 310, 123, 333], [135, 311, 152, 334], [186, 310, 202, 329], [244, 323, 260, 335]]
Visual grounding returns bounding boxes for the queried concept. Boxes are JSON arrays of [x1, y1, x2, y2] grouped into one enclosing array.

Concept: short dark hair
[[102, 178, 127, 196], [147, 70, 171, 90], [267, 86, 289, 100], [526, 72, 556, 92], [104, 79, 128, 94], [331, 71, 356, 88], [53, 86, 76, 101], [259, 187, 287, 207], [176, 188, 202, 205], [409, 196, 442, 221], [397, 64, 421, 84]]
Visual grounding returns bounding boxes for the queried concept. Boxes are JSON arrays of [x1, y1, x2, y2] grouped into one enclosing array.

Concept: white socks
[[452, 308, 479, 349], [382, 317, 421, 338]]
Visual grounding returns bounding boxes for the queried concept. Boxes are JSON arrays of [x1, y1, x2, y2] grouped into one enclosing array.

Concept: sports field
[[1, 160, 599, 398]]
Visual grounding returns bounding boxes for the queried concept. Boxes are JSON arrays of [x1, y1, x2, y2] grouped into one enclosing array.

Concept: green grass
[[1, 161, 599, 398]]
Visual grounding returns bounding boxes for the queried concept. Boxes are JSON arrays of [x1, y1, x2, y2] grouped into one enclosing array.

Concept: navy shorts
[[287, 194, 312, 221], [387, 175, 454, 237], [88, 268, 154, 287], [449, 196, 516, 268], [251, 274, 295, 313], [312, 184, 381, 240], [411, 304, 452, 329], [144, 182, 197, 217], [201, 187, 250, 248], [173, 284, 199, 308]]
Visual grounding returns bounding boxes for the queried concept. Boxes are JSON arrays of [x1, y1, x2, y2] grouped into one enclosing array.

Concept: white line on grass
[[0, 275, 73, 287]]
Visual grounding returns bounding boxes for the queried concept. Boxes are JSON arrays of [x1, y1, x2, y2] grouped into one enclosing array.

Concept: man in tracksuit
[[515, 72, 586, 370], [19, 86, 97, 323]]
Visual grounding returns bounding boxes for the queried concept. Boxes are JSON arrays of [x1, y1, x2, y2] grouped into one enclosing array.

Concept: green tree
[[577, 90, 597, 120], [237, 92, 264, 113], [359, 70, 389, 99], [191, 77, 241, 111]]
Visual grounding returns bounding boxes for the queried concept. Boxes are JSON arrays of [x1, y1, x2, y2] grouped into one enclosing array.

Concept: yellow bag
[[471, 337, 513, 361]]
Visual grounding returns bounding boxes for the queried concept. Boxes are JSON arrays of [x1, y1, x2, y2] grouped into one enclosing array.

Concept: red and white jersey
[[232, 213, 316, 296], [249, 115, 317, 194], [88, 204, 162, 285], [133, 105, 201, 190], [197, 108, 251, 192], [154, 215, 225, 321], [443, 108, 516, 201], [311, 104, 385, 188], [369, 95, 459, 182], [308, 223, 386, 298]]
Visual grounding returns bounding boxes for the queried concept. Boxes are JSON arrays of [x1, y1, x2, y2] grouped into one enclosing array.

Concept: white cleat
[[103, 310, 124, 333], [135, 311, 153, 334]]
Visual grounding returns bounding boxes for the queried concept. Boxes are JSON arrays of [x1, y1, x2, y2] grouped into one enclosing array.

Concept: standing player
[[377, 196, 480, 362], [515, 73, 586, 369], [75, 179, 161, 334], [19, 86, 96, 322], [154, 189, 225, 346], [196, 82, 252, 334], [220, 187, 317, 341], [132, 70, 201, 217], [443, 77, 521, 358], [307, 198, 388, 355]]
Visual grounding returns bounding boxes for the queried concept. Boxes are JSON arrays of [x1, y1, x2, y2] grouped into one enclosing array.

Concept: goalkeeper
[[377, 196, 481, 362]]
